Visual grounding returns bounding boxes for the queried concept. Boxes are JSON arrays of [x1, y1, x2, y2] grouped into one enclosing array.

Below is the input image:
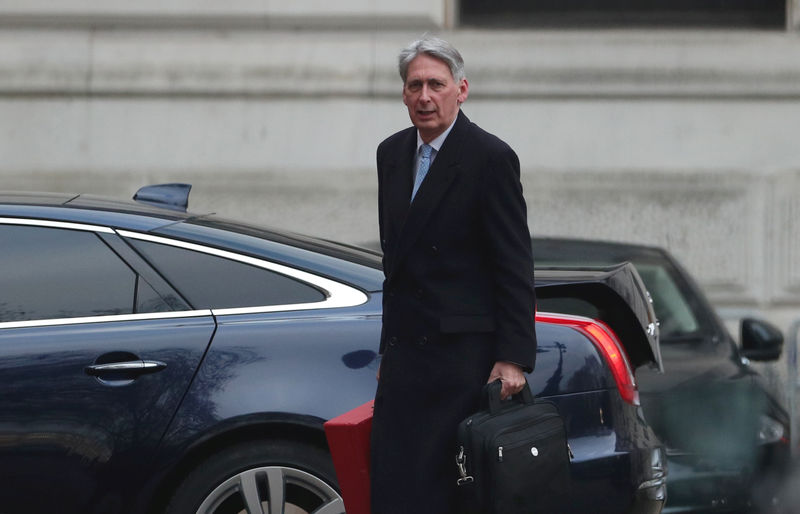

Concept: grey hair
[[398, 35, 465, 83]]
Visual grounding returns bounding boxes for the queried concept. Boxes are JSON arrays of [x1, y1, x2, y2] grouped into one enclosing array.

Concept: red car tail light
[[536, 312, 640, 405]]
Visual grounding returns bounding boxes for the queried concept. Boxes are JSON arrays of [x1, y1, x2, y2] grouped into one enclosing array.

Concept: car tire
[[165, 439, 344, 514]]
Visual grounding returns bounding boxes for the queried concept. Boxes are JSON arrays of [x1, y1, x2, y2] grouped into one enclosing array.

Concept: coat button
[[388, 336, 398, 347], [415, 289, 424, 299], [431, 245, 439, 253], [417, 336, 427, 347]]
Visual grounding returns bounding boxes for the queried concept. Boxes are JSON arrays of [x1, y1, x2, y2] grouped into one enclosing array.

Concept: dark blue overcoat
[[371, 111, 538, 514]]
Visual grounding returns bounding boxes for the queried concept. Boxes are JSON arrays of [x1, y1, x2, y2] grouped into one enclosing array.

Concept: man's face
[[402, 54, 469, 143]]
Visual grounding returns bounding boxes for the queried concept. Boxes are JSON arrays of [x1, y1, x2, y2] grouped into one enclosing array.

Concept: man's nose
[[419, 84, 431, 101]]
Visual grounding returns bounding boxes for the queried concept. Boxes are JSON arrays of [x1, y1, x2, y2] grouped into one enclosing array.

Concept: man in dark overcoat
[[370, 35, 538, 514]]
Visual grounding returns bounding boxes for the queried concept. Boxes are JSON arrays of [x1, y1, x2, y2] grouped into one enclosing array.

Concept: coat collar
[[385, 110, 470, 281]]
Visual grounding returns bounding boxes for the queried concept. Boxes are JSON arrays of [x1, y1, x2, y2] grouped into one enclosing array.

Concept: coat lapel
[[387, 111, 470, 281], [382, 129, 416, 275]]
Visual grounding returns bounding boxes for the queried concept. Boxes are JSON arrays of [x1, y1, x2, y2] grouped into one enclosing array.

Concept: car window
[[128, 239, 326, 310], [0, 225, 171, 322]]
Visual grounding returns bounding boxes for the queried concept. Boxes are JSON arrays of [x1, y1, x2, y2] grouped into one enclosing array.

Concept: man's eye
[[407, 83, 421, 92]]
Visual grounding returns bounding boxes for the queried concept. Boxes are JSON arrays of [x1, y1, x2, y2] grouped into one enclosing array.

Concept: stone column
[[444, 0, 459, 29], [789, 0, 800, 30]]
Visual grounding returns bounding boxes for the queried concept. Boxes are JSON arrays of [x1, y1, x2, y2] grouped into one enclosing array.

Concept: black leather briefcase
[[455, 380, 572, 514]]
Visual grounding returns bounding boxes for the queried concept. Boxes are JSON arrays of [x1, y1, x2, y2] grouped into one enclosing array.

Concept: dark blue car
[[0, 186, 665, 513]]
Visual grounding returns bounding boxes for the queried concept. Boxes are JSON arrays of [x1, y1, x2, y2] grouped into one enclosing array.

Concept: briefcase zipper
[[492, 413, 561, 438], [494, 421, 563, 449]]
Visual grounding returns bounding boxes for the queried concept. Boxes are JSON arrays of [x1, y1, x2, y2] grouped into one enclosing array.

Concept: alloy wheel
[[195, 465, 345, 514]]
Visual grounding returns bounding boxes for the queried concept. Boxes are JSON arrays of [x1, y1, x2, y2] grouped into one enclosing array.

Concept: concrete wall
[[0, 0, 448, 28], [1, 3, 799, 338]]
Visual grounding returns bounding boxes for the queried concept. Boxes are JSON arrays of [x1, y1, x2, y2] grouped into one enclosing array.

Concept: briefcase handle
[[483, 379, 535, 415]]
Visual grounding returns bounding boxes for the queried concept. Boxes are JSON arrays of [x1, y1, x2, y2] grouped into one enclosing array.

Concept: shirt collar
[[416, 114, 458, 154]]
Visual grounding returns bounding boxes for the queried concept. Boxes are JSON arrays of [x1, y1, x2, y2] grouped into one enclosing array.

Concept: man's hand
[[487, 361, 526, 400]]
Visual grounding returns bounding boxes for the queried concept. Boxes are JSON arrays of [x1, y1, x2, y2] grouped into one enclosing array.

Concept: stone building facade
[[1, 1, 799, 342]]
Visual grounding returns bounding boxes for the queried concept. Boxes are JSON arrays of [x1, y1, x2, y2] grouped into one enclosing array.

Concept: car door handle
[[85, 360, 167, 377]]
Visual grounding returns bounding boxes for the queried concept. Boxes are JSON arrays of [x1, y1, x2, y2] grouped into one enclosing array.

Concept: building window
[[459, 0, 786, 29]]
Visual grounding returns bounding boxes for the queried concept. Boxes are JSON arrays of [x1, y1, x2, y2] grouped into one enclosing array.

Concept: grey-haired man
[[371, 36, 537, 513]]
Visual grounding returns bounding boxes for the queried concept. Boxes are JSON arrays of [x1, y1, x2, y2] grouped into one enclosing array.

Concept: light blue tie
[[411, 144, 432, 202]]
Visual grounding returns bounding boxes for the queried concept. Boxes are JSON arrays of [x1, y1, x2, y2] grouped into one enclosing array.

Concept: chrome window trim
[[0, 218, 368, 329], [0, 310, 213, 330], [0, 217, 114, 234], [116, 230, 369, 314]]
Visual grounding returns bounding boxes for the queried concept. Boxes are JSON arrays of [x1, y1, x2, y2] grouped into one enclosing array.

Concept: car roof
[[532, 237, 669, 265], [0, 191, 191, 228], [0, 191, 78, 205], [0, 190, 384, 285]]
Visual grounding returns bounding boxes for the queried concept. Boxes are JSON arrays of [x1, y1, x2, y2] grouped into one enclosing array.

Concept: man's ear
[[457, 79, 469, 104]]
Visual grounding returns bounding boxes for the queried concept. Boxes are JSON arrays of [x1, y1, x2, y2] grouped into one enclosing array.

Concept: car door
[[0, 220, 216, 513], [627, 259, 758, 449]]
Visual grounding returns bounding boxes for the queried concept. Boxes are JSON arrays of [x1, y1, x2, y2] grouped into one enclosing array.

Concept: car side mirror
[[740, 318, 783, 361]]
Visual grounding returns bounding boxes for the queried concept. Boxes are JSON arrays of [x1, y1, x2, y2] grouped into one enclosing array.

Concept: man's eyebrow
[[407, 77, 447, 84]]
